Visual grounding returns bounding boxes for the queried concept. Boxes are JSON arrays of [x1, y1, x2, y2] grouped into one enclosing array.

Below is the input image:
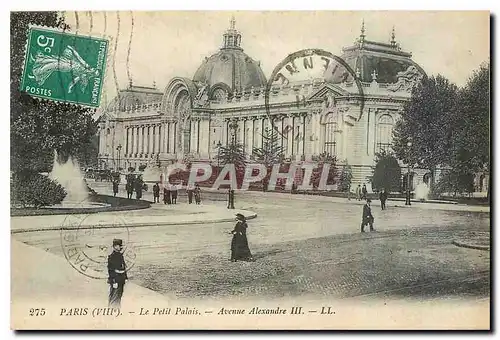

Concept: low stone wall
[[10, 194, 151, 217]]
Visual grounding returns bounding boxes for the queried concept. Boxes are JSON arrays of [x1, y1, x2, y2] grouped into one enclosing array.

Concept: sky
[[62, 11, 490, 106]]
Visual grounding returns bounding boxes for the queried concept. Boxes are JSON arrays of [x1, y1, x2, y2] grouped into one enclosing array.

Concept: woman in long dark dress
[[230, 214, 254, 262]]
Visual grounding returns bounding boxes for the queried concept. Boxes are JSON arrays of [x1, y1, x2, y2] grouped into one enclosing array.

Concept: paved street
[[11, 180, 490, 302]]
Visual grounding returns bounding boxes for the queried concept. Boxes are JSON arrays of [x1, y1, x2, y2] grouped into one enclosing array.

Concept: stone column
[[164, 122, 169, 154], [248, 118, 254, 155], [287, 115, 293, 157], [138, 125, 144, 155], [170, 122, 176, 154], [149, 125, 154, 156]]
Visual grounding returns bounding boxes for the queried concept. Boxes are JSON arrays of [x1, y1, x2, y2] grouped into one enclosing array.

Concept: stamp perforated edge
[[19, 22, 114, 110]]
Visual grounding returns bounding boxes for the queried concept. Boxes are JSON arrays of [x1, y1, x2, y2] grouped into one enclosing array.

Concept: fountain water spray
[[49, 150, 89, 203], [415, 182, 430, 201]]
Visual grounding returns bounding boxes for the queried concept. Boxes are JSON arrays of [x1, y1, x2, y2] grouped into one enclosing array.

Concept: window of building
[[324, 113, 337, 157], [376, 114, 394, 153]]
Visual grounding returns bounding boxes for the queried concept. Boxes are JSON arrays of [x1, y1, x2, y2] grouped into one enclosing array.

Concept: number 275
[[29, 308, 46, 316]]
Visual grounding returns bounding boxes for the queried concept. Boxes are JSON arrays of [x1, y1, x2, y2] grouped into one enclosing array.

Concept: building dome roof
[[326, 25, 426, 84], [192, 17, 267, 93]]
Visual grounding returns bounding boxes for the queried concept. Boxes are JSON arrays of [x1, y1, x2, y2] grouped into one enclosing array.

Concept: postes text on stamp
[[20, 25, 109, 108]]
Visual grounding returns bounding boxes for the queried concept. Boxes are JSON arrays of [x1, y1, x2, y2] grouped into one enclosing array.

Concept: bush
[[372, 151, 402, 192], [11, 173, 67, 208]]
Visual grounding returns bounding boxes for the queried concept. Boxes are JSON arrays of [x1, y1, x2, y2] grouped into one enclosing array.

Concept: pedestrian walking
[[361, 184, 367, 200], [229, 213, 254, 262], [356, 184, 361, 201], [107, 239, 128, 308], [153, 182, 160, 203], [360, 198, 375, 232], [194, 183, 201, 205], [112, 180, 119, 197], [135, 175, 143, 200], [187, 184, 194, 204], [379, 189, 388, 210], [163, 185, 172, 205], [171, 183, 178, 204]]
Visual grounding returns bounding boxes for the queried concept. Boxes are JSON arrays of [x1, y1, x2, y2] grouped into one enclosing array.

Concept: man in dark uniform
[[360, 198, 375, 232], [187, 184, 194, 204], [153, 182, 160, 203], [171, 183, 178, 204], [112, 180, 119, 197], [107, 239, 128, 308], [361, 184, 368, 200], [379, 189, 388, 210]]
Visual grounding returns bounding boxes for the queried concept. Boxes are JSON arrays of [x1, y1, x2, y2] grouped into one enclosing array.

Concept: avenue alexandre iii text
[[137, 306, 336, 316]]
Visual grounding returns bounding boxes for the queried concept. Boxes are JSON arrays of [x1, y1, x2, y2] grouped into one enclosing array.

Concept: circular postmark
[[60, 212, 137, 280], [264, 48, 365, 137]]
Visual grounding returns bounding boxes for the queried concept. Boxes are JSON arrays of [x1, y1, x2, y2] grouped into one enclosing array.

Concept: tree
[[216, 141, 247, 188], [11, 12, 98, 175], [371, 150, 402, 192], [253, 127, 284, 191], [217, 141, 247, 169], [310, 152, 337, 189], [338, 163, 353, 192], [449, 63, 490, 197], [392, 75, 458, 192], [434, 169, 474, 197], [253, 127, 284, 167]]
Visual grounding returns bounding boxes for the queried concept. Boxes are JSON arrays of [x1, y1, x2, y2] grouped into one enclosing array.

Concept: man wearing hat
[[360, 198, 375, 232], [107, 239, 128, 307]]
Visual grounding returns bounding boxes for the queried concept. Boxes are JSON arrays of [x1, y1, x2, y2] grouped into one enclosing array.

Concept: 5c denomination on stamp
[[20, 25, 108, 108]]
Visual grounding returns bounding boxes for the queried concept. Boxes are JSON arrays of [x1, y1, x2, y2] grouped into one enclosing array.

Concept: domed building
[[98, 18, 433, 191]]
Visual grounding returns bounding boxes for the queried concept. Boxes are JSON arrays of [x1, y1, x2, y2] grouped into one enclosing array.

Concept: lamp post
[[405, 141, 412, 206], [216, 141, 222, 168], [116, 144, 122, 172], [228, 121, 238, 209]]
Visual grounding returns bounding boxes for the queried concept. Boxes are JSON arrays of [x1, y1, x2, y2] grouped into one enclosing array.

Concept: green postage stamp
[[20, 25, 109, 108]]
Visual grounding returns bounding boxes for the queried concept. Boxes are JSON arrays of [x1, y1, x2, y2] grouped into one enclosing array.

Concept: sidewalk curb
[[452, 240, 490, 251], [11, 212, 258, 234]]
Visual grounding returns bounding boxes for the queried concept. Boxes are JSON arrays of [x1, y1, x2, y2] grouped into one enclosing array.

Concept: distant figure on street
[[107, 238, 127, 308], [360, 198, 375, 233], [171, 183, 178, 204], [194, 183, 201, 205], [153, 182, 160, 203], [135, 178, 143, 200], [361, 184, 368, 200], [356, 184, 361, 201], [163, 185, 171, 205], [187, 184, 194, 204], [379, 189, 388, 210], [229, 213, 254, 262], [112, 180, 119, 197], [227, 189, 235, 209], [126, 178, 134, 199]]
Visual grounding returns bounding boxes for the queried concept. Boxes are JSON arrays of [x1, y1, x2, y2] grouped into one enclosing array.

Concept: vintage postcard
[[10, 11, 490, 330]]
